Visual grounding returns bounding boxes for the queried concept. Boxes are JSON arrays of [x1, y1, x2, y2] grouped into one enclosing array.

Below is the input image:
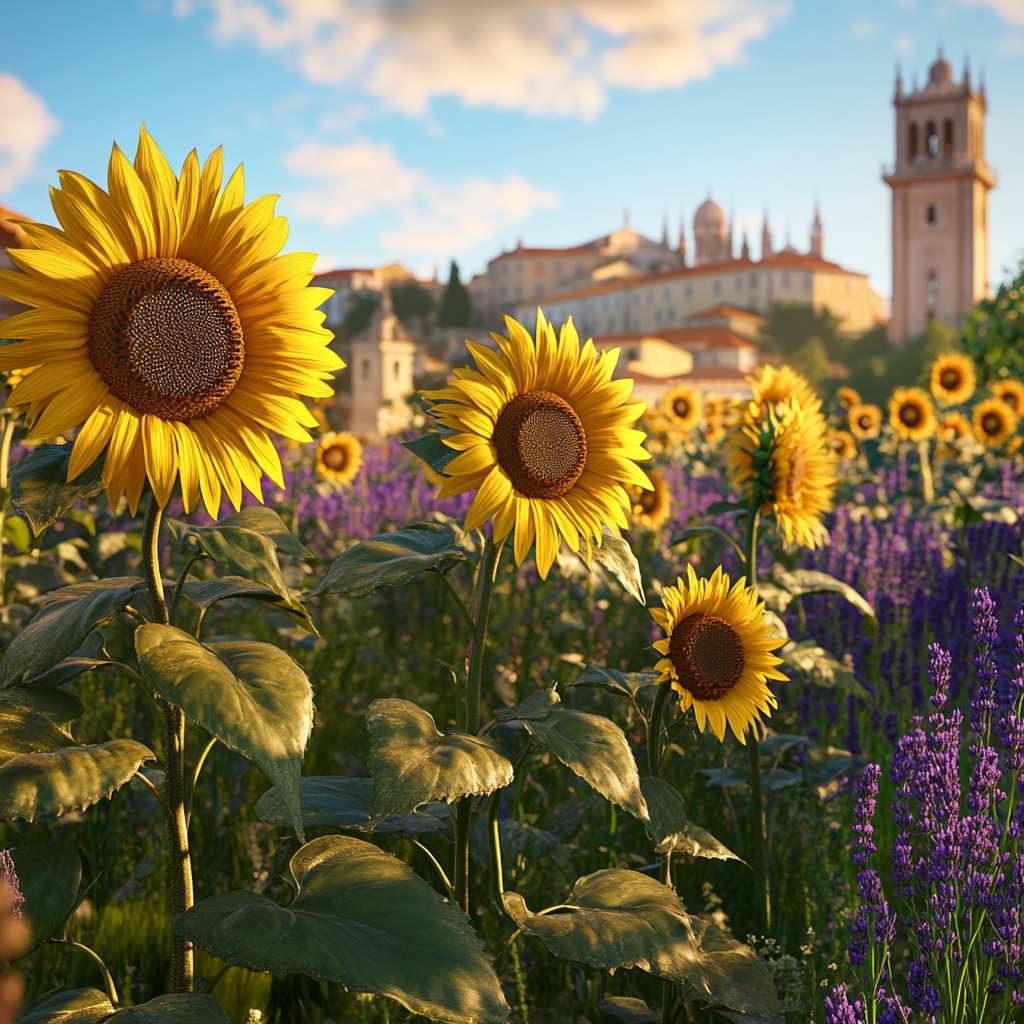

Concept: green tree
[[764, 303, 844, 360], [440, 261, 471, 327], [790, 336, 828, 387], [961, 259, 1024, 385], [392, 283, 436, 322], [343, 295, 379, 337]]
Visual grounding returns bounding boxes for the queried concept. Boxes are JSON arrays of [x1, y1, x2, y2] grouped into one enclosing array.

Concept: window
[[646, 290, 654, 304], [663, 287, 670, 301], [602, 299, 608, 311], [502, 263, 508, 275], [926, 120, 939, 157], [514, 283, 522, 298], [927, 271, 939, 310], [782, 272, 790, 288], [667, 308, 675, 322], [943, 118, 953, 154], [554, 261, 562, 275], [926, 204, 937, 225], [685, 285, 693, 298], [535, 262, 544, 275], [655, 309, 663, 324], [749, 274, 758, 288], [713, 280, 721, 296], [607, 318, 615, 332], [575, 263, 584, 275], [500, 284, 508, 299], [394, 360, 401, 379], [736, 276, 743, 289], [534, 283, 543, 297], [804, 274, 812, 290], [362, 359, 370, 380], [633, 294, 640, 306], [910, 122, 919, 158]]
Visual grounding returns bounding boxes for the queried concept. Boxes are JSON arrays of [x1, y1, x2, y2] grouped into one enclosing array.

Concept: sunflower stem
[[142, 495, 195, 993], [917, 439, 935, 503], [454, 532, 503, 915], [647, 680, 672, 778]]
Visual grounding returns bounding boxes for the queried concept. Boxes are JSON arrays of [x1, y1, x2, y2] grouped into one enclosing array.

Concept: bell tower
[[884, 54, 996, 344]]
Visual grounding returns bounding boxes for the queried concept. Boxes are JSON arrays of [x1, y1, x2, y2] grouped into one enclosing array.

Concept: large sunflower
[[423, 311, 650, 579], [991, 379, 1024, 417], [749, 364, 818, 418], [0, 127, 341, 518], [889, 387, 936, 442], [848, 403, 882, 441], [662, 385, 701, 433], [651, 564, 786, 744], [629, 468, 671, 530], [316, 431, 362, 484], [929, 353, 976, 406], [973, 398, 1017, 447]]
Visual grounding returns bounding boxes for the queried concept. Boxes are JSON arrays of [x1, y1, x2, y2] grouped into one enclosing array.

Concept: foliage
[[440, 261, 472, 327], [962, 259, 1024, 385]]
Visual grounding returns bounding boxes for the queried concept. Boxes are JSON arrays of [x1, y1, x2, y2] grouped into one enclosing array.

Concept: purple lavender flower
[[824, 986, 866, 1024], [0, 850, 23, 919]]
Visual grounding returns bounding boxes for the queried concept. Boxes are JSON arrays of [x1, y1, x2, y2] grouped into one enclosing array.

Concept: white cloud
[[182, 0, 789, 120], [954, 0, 1024, 24], [0, 74, 61, 195], [284, 139, 559, 256], [850, 18, 876, 39]]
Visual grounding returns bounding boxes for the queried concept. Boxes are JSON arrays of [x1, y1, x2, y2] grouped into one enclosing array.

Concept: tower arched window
[[362, 359, 371, 380], [926, 121, 939, 157], [943, 119, 953, 154], [394, 360, 401, 379], [926, 204, 937, 225], [926, 271, 939, 310], [909, 122, 919, 158]]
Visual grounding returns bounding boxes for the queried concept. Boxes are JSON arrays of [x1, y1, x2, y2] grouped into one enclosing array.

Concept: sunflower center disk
[[493, 390, 587, 499], [639, 488, 659, 514], [982, 412, 1003, 436], [858, 415, 872, 431], [668, 613, 745, 701], [673, 398, 690, 419], [88, 257, 244, 422], [323, 445, 349, 470], [940, 368, 961, 391], [899, 403, 921, 428]]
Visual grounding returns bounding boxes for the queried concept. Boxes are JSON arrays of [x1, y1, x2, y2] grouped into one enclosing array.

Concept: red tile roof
[[0, 207, 30, 249], [687, 304, 765, 322]]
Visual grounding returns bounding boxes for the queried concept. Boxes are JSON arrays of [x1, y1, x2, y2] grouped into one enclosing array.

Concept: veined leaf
[[106, 994, 231, 1022], [173, 835, 510, 1024], [214, 506, 312, 557], [311, 522, 467, 599], [768, 568, 874, 619], [178, 576, 318, 636], [0, 685, 80, 764], [16, 987, 114, 1024], [596, 998, 660, 1024], [10, 842, 82, 947], [639, 778, 743, 863], [779, 641, 868, 697], [9, 442, 105, 541], [403, 430, 461, 477], [582, 527, 645, 605], [135, 624, 313, 841], [567, 664, 659, 699], [21, 631, 110, 689]]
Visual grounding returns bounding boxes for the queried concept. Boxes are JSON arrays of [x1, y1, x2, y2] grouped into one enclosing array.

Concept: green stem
[[454, 532, 503, 916], [486, 788, 504, 899], [169, 552, 207, 625], [186, 735, 218, 828], [918, 439, 935, 503], [47, 938, 119, 1007], [647, 680, 672, 778], [142, 495, 194, 993], [441, 572, 475, 631]]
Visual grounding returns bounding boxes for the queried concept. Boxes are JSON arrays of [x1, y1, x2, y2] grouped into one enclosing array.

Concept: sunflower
[[889, 387, 936, 442], [991, 379, 1024, 416], [662, 385, 701, 433], [829, 429, 857, 460], [836, 386, 861, 410], [937, 411, 972, 444], [973, 398, 1017, 447], [848, 403, 882, 441], [315, 430, 362, 484], [650, 564, 786, 744], [422, 311, 650, 579], [629, 468, 671, 530], [0, 127, 341, 518], [929, 353, 976, 406], [749, 364, 818, 419], [703, 417, 727, 444]]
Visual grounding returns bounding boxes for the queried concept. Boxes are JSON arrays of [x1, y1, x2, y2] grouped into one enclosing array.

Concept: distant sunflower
[[937, 411, 972, 444], [889, 387, 936, 442], [829, 429, 857, 460], [973, 398, 1017, 447], [662, 385, 701, 433], [315, 431, 362, 484], [848, 403, 882, 441], [992, 379, 1024, 416], [703, 417, 727, 444], [0, 126, 341, 517], [930, 353, 976, 406], [423, 311, 650, 579], [629, 469, 671, 530], [836, 386, 861, 410], [749, 364, 818, 419], [650, 564, 786, 744]]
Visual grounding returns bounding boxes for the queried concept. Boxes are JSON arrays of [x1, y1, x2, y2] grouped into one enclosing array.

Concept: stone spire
[[740, 232, 750, 261], [761, 213, 773, 260], [809, 205, 823, 258]]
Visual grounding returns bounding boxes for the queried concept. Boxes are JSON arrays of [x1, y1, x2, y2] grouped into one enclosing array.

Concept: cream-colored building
[[884, 54, 995, 344]]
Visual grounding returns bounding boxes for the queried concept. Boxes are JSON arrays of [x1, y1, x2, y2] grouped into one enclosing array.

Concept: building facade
[[884, 54, 995, 344]]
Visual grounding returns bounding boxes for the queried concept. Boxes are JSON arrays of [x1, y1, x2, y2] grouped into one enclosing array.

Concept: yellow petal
[[68, 396, 121, 481]]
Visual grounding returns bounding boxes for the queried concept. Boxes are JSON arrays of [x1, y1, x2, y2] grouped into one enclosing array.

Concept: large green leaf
[[366, 699, 512, 822], [17, 987, 114, 1024], [493, 686, 648, 824], [767, 569, 874, 619], [402, 430, 461, 477], [567, 664, 659, 699], [135, 624, 313, 841], [0, 686, 80, 765], [106, 994, 232, 1022], [214, 506, 312, 557], [0, 580, 140, 688], [0, 738, 154, 821], [177, 576, 318, 636], [639, 778, 743, 863], [583, 528, 645, 605], [255, 777, 447, 837], [10, 843, 82, 947], [502, 868, 700, 981], [779, 641, 868, 698], [22, 632, 110, 689], [9, 442, 105, 541], [596, 997, 660, 1024], [311, 522, 467, 599], [173, 835, 510, 1024]]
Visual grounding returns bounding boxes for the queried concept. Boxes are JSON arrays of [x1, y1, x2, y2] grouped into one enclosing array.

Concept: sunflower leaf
[[0, 738, 155, 822], [639, 778, 744, 863], [583, 527, 645, 605], [214, 506, 313, 557], [104, 994, 232, 1022], [165, 519, 288, 597], [16, 987, 115, 1024], [9, 442, 105, 542], [567, 664, 659, 699], [0, 685, 81, 765], [366, 698, 513, 822], [178, 576, 318, 636], [135, 624, 313, 841], [596, 997, 661, 1024], [20, 632, 110, 689], [172, 835, 511, 1024], [403, 430, 461, 477], [779, 641, 868, 697], [769, 568, 874, 619], [494, 685, 649, 824], [311, 522, 467, 599], [10, 843, 82, 948]]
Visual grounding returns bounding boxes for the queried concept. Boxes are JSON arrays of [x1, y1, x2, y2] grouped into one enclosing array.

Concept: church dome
[[929, 54, 953, 87], [694, 198, 725, 230]]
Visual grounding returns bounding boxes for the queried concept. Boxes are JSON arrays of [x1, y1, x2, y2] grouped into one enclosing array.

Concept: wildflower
[[972, 397, 1016, 447], [0, 852, 22, 920], [650, 564, 786, 743], [888, 387, 936, 441], [315, 431, 363, 485], [0, 126, 341, 517], [937, 410, 972, 444], [837, 386, 861, 410], [661, 384, 701, 433], [830, 429, 857, 460], [929, 352, 976, 405], [628, 469, 671, 530], [848, 403, 882, 441], [422, 311, 649, 578], [991, 378, 1024, 416]]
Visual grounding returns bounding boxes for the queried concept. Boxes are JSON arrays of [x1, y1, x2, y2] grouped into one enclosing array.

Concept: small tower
[[809, 205, 823, 259], [884, 52, 996, 344], [677, 222, 687, 264], [348, 288, 417, 438], [693, 197, 731, 265], [761, 214, 773, 260], [740, 233, 751, 261]]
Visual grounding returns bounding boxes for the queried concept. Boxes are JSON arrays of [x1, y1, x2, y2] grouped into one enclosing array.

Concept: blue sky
[[1, 0, 1023, 302]]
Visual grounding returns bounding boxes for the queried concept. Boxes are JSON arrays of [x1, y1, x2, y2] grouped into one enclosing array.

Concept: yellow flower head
[[749, 364, 819, 418], [422, 311, 650, 579], [0, 126, 342, 517], [930, 353, 976, 406], [829, 429, 857, 461], [848, 403, 882, 441], [703, 417, 727, 444], [992, 379, 1024, 416], [937, 411, 972, 444], [836, 386, 861, 410], [629, 468, 672, 530], [889, 387, 936, 442], [315, 431, 363, 484], [973, 398, 1017, 447], [662, 385, 701, 433], [650, 564, 786, 744]]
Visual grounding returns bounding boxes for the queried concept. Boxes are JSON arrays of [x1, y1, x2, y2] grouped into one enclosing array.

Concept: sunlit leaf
[[21, 632, 110, 689], [9, 442, 105, 541], [10, 842, 82, 947], [769, 569, 874, 619], [16, 987, 114, 1024], [135, 624, 313, 841], [0, 685, 81, 764], [779, 641, 868, 697], [106, 994, 232, 1022], [566, 664, 659, 699], [596, 997, 660, 1024], [639, 778, 743, 863], [214, 506, 312, 557], [403, 431, 461, 477], [582, 527, 645, 605], [173, 835, 510, 1024], [178, 576, 318, 636]]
